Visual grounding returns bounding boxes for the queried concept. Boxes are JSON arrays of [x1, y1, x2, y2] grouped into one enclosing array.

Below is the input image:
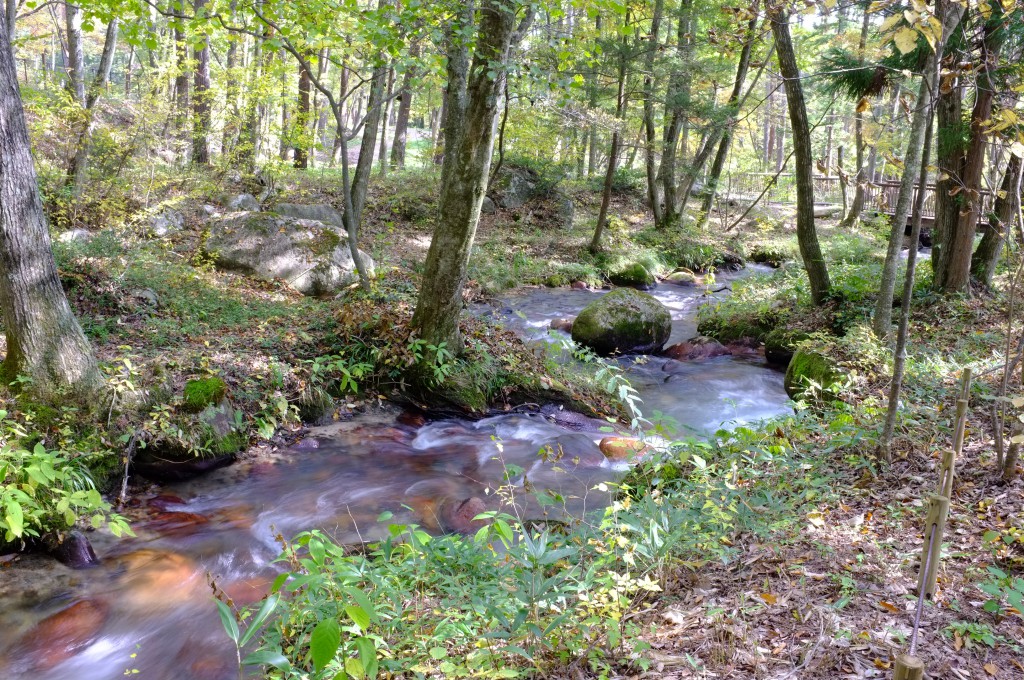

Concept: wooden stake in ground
[[893, 654, 924, 680], [917, 494, 950, 599]]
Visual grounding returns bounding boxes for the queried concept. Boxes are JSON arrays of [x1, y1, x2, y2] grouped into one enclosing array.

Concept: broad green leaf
[[310, 618, 340, 671], [345, 604, 370, 632], [242, 650, 290, 670], [214, 599, 240, 643], [239, 594, 279, 647]]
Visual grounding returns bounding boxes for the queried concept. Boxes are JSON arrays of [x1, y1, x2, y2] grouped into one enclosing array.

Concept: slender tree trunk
[[173, 11, 190, 140], [412, 2, 532, 351], [390, 44, 417, 169], [642, 0, 664, 226], [191, 0, 211, 165], [294, 57, 311, 168], [658, 0, 693, 226], [874, 0, 962, 337], [5, 0, 14, 45], [880, 116, 934, 460], [350, 60, 387, 225], [67, 17, 117, 195], [377, 66, 394, 175], [64, 2, 85, 105], [771, 8, 830, 304], [590, 20, 628, 253], [698, 9, 760, 230], [222, 0, 239, 156], [840, 11, 871, 228], [0, 14, 99, 397], [972, 154, 1021, 287]]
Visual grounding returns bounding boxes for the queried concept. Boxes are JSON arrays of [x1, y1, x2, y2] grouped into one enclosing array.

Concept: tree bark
[[874, 0, 963, 337], [64, 2, 85, 106], [697, 9, 760, 230], [377, 66, 394, 175], [771, 8, 830, 304], [173, 9, 190, 140], [67, 17, 117, 195], [191, 0, 211, 165], [0, 12, 99, 397], [349, 60, 387, 225], [294, 56, 311, 168], [390, 43, 417, 169], [658, 0, 693, 226], [590, 17, 628, 253], [412, 1, 532, 351], [972, 154, 1021, 287], [839, 10, 871, 228], [642, 0, 664, 226], [933, 7, 1003, 292]]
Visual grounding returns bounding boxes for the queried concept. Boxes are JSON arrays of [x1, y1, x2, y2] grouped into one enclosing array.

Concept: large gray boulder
[[571, 288, 672, 356], [273, 202, 343, 226], [147, 208, 184, 237], [226, 193, 260, 211], [204, 212, 374, 296], [494, 167, 539, 209]]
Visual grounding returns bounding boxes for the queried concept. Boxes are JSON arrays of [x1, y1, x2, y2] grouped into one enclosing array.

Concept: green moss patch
[[182, 377, 228, 413]]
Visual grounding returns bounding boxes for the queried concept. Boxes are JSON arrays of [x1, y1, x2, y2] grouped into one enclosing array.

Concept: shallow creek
[[0, 269, 789, 679]]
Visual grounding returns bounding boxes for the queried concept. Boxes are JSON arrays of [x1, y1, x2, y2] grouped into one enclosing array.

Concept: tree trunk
[[839, 10, 871, 228], [350, 60, 387, 225], [222, 0, 239, 157], [412, 2, 532, 351], [658, 0, 693, 226], [5, 0, 14, 45], [972, 154, 1021, 287], [67, 17, 117, 195], [697, 9, 760, 230], [191, 0, 211, 165], [771, 8, 830, 304], [874, 0, 962, 337], [294, 57, 311, 168], [590, 18, 628, 253], [933, 8, 1003, 293], [390, 44, 417, 169], [0, 15, 99, 397], [64, 2, 85, 105], [642, 0, 664, 226], [377, 66, 394, 175], [173, 11, 190, 140]]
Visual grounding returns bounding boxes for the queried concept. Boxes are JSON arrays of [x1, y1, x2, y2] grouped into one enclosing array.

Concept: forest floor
[[13, 161, 1024, 677]]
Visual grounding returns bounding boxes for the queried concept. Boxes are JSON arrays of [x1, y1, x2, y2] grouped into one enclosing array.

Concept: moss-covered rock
[[182, 377, 228, 413], [764, 328, 810, 367], [748, 244, 793, 268], [134, 403, 245, 482], [609, 263, 655, 290], [784, 348, 842, 400], [571, 288, 672, 356], [696, 312, 777, 345]]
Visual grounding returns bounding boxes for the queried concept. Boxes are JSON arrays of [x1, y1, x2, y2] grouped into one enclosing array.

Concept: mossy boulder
[[748, 244, 792, 268], [697, 313, 776, 345], [764, 329, 810, 367], [133, 403, 245, 482], [571, 288, 672, 356], [182, 377, 228, 413], [609, 263, 656, 290], [204, 211, 374, 296], [784, 348, 842, 400]]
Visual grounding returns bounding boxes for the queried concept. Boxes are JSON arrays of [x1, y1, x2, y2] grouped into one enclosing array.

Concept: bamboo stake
[[893, 654, 924, 680], [917, 494, 950, 599]]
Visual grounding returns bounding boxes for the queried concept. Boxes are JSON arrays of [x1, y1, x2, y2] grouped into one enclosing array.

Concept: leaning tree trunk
[[697, 8, 760, 230], [191, 0, 211, 165], [590, 21, 628, 253], [874, 0, 963, 337], [658, 0, 694, 227], [972, 154, 1021, 287], [294, 57, 311, 168], [411, 1, 532, 351], [771, 8, 830, 304], [0, 14, 99, 397], [349, 61, 387, 225]]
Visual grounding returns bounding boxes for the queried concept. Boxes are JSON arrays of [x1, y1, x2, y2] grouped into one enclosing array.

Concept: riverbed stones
[[599, 437, 649, 462], [9, 599, 110, 672], [663, 337, 729, 361], [571, 288, 672, 355], [203, 211, 374, 296], [550, 317, 573, 333]]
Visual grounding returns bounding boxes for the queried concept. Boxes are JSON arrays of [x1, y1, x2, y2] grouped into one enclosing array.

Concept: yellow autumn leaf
[[879, 13, 903, 33], [856, 97, 871, 113], [984, 662, 998, 676], [760, 593, 778, 604], [894, 27, 919, 54]]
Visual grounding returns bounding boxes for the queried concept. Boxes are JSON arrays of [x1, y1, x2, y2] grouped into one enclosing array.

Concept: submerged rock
[[663, 337, 729, 361], [550, 317, 574, 333], [571, 288, 672, 355], [439, 497, 489, 534], [204, 211, 374, 296], [9, 599, 109, 672]]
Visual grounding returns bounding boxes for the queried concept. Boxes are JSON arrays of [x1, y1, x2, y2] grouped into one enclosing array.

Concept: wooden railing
[[721, 173, 994, 225]]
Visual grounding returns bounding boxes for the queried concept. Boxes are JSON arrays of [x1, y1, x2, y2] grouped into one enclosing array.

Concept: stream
[[0, 269, 789, 679]]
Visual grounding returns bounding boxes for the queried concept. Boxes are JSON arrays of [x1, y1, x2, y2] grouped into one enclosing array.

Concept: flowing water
[[0, 270, 789, 679]]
